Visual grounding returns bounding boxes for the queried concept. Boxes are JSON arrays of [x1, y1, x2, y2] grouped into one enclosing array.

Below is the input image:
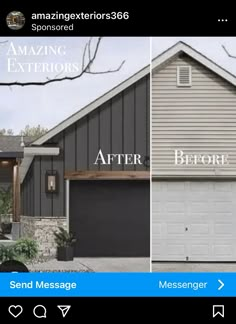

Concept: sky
[[0, 37, 149, 133], [1, 37, 236, 134]]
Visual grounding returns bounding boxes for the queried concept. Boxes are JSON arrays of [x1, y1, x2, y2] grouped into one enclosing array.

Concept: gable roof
[[32, 41, 236, 146], [152, 41, 236, 85]]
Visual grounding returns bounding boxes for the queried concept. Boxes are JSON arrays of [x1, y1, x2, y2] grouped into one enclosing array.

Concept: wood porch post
[[13, 160, 20, 222]]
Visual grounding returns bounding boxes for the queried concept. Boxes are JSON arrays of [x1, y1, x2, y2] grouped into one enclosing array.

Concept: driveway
[[29, 258, 150, 272], [152, 262, 236, 272], [80, 258, 150, 272]]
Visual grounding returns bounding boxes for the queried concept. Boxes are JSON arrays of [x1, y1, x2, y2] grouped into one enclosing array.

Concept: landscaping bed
[[0, 233, 9, 240]]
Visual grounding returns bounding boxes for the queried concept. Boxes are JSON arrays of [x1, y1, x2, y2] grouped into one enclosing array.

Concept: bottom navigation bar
[[1, 297, 235, 321]]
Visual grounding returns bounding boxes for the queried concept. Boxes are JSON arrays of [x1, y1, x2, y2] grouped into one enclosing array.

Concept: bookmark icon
[[213, 305, 224, 318]]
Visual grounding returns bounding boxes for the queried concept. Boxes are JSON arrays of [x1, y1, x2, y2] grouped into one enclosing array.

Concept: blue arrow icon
[[218, 280, 224, 290]]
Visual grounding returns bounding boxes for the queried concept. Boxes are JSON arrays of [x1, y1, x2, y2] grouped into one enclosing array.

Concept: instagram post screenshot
[[0, 4, 235, 321]]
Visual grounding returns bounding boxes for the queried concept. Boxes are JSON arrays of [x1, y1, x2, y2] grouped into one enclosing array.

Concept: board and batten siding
[[152, 53, 236, 177], [21, 75, 150, 216]]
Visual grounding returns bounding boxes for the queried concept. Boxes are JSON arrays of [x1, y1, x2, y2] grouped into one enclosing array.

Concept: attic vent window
[[177, 66, 192, 87]]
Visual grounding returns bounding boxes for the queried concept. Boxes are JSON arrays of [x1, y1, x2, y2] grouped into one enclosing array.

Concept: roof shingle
[[0, 136, 35, 153]]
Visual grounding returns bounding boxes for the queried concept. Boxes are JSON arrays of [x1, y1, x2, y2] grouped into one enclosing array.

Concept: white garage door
[[152, 181, 236, 261]]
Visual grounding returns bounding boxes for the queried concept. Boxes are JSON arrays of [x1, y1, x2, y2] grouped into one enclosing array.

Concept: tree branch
[[86, 60, 125, 74], [222, 44, 236, 59], [0, 37, 125, 87], [81, 42, 88, 71], [87, 37, 92, 72]]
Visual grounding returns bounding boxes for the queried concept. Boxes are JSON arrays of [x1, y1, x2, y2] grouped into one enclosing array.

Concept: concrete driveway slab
[[28, 259, 91, 272], [152, 262, 236, 272], [80, 258, 150, 272], [28, 258, 150, 272]]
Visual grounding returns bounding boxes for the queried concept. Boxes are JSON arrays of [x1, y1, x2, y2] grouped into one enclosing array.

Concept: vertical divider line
[[122, 92, 124, 171], [146, 75, 148, 171], [51, 156, 53, 217], [87, 115, 89, 170], [98, 107, 101, 171], [63, 131, 65, 216], [32, 159, 35, 217], [39, 157, 41, 217], [75, 123, 77, 171], [150, 36, 153, 273], [134, 83, 136, 171], [110, 100, 113, 171]]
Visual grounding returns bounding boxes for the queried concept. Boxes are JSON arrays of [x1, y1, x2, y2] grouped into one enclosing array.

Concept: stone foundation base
[[12, 222, 21, 240], [20, 216, 67, 258]]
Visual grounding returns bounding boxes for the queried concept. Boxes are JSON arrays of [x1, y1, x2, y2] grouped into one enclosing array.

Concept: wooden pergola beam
[[65, 171, 150, 180]]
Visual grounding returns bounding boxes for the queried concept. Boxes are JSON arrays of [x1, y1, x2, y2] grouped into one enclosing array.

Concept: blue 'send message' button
[[10, 280, 77, 291], [0, 273, 233, 297]]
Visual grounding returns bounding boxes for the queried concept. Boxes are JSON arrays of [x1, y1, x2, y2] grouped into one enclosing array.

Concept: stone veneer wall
[[20, 216, 67, 259]]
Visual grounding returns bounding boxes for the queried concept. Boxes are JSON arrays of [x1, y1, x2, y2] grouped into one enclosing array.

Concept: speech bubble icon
[[33, 305, 47, 318]]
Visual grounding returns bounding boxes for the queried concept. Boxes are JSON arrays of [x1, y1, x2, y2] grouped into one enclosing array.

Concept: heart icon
[[8, 305, 23, 318]]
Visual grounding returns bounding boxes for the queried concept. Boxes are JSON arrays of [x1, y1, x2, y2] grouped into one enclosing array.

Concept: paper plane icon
[[57, 305, 71, 318]]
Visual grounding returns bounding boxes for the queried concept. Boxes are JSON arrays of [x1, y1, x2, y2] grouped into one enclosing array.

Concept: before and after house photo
[[1, 37, 236, 272]]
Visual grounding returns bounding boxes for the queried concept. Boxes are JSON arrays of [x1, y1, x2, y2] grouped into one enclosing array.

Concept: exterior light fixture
[[1, 161, 10, 166], [45, 170, 58, 193]]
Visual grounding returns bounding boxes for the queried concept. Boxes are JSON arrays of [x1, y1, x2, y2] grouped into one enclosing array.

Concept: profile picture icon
[[6, 11, 25, 30]]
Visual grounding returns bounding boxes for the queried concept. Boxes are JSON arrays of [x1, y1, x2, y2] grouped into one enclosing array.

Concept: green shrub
[[13, 239, 38, 261], [0, 186, 13, 216], [0, 245, 15, 262], [0, 238, 38, 262]]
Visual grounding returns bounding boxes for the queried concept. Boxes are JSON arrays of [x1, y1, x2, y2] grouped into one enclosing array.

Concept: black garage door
[[69, 180, 150, 257]]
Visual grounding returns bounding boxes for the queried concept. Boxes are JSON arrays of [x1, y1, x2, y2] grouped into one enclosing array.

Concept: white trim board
[[20, 147, 60, 183], [24, 147, 60, 156]]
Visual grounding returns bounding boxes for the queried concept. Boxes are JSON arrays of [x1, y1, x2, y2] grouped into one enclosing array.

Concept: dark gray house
[[20, 67, 150, 258]]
